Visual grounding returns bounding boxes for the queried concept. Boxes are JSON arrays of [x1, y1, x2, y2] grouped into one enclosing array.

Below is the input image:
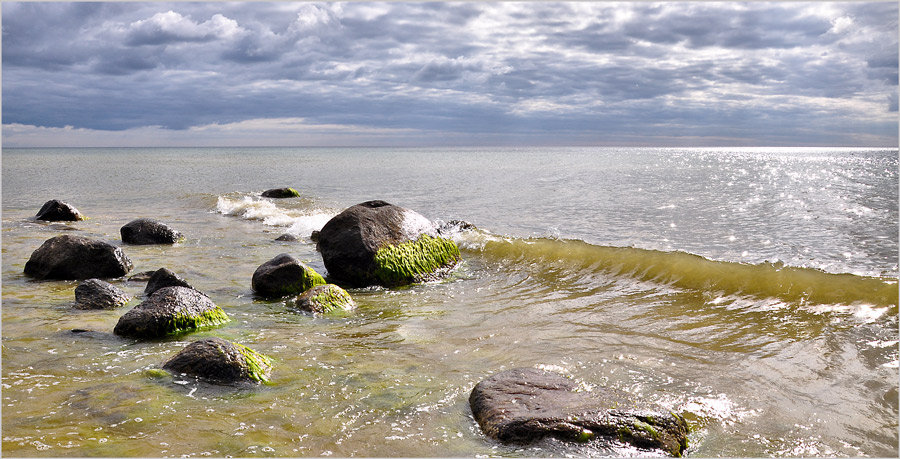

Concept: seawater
[[2, 146, 897, 457]]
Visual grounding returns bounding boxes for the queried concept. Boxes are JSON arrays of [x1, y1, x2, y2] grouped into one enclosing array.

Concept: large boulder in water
[[113, 286, 229, 339], [24, 235, 133, 280], [261, 187, 300, 198], [294, 284, 356, 314], [251, 253, 326, 297], [316, 200, 461, 287], [74, 279, 132, 310], [144, 268, 193, 295], [162, 337, 273, 385], [35, 199, 85, 221], [469, 367, 689, 457], [120, 218, 184, 245]]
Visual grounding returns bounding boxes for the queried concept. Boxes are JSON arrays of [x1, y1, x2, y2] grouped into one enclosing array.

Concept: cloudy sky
[[2, 2, 897, 147]]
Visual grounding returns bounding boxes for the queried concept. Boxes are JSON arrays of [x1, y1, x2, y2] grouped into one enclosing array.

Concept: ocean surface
[[2, 146, 897, 457]]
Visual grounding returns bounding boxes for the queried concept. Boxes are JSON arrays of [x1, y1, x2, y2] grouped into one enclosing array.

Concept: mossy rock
[[162, 337, 273, 385], [251, 253, 326, 297], [374, 234, 460, 287], [113, 286, 229, 339], [261, 188, 300, 198], [294, 284, 356, 314]]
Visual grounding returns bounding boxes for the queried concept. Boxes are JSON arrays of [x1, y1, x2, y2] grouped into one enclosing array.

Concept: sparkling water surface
[[2, 147, 897, 457]]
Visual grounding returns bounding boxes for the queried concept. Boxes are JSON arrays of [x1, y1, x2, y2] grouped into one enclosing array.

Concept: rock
[[162, 337, 273, 385], [437, 219, 477, 236], [74, 279, 132, 310], [316, 200, 461, 287], [275, 233, 299, 242], [261, 188, 300, 198], [469, 367, 689, 457], [120, 218, 184, 245], [113, 286, 229, 339], [35, 199, 85, 221], [294, 284, 356, 314], [309, 230, 321, 242], [144, 268, 193, 295], [128, 271, 156, 282], [24, 235, 133, 280], [251, 253, 326, 297]]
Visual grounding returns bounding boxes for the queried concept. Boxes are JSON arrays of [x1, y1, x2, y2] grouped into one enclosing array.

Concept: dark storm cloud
[[2, 2, 897, 146]]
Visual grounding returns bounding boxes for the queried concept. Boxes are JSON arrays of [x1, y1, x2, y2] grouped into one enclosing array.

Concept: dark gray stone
[[470, 367, 689, 457], [24, 235, 133, 280], [113, 286, 228, 339], [145, 268, 193, 295], [251, 253, 325, 297], [261, 188, 300, 198], [162, 337, 273, 384], [275, 233, 299, 242], [74, 279, 132, 310], [120, 218, 183, 245], [35, 199, 85, 221]]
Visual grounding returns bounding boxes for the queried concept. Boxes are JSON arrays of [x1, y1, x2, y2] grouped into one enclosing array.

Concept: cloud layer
[[3, 2, 897, 147]]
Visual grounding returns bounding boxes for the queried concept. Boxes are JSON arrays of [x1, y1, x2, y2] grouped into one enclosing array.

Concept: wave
[[215, 194, 336, 237], [468, 235, 898, 308]]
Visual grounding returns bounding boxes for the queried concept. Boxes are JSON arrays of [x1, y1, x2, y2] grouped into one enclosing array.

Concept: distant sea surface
[[2, 146, 897, 457]]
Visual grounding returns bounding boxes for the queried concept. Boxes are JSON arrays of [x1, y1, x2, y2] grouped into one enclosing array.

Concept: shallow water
[[2, 147, 897, 457]]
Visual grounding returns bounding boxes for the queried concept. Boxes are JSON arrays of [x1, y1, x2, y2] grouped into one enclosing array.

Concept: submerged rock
[[470, 367, 689, 457], [162, 337, 273, 385], [113, 286, 229, 339], [74, 279, 132, 310], [275, 233, 299, 242], [120, 218, 184, 245], [316, 200, 461, 287], [261, 187, 300, 198], [128, 270, 156, 282], [144, 268, 193, 295], [294, 284, 356, 314], [251, 253, 326, 297], [24, 235, 133, 280], [35, 199, 86, 221]]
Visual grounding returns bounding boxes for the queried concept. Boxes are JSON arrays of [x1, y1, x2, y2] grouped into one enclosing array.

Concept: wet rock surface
[[35, 199, 85, 221], [294, 284, 356, 314], [144, 268, 193, 295], [113, 286, 229, 339], [120, 218, 184, 245], [74, 279, 132, 310], [470, 367, 689, 457], [251, 253, 326, 297], [24, 235, 133, 280], [261, 187, 300, 198], [162, 337, 273, 384]]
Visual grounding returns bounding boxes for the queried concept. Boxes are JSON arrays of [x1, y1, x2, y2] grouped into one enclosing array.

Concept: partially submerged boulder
[[35, 199, 85, 221], [316, 200, 461, 287], [294, 284, 356, 314], [113, 286, 229, 339], [162, 337, 273, 385], [74, 279, 132, 310], [145, 268, 193, 295], [24, 235, 133, 280], [470, 367, 689, 457], [251, 253, 326, 297], [120, 218, 184, 245], [275, 233, 299, 242], [261, 188, 300, 198]]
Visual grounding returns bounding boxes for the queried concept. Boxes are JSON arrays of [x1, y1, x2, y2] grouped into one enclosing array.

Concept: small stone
[[121, 218, 184, 245], [35, 199, 85, 221], [162, 337, 273, 384], [144, 268, 193, 295], [275, 233, 299, 242], [261, 188, 300, 198], [294, 284, 356, 314], [251, 253, 326, 297], [74, 279, 132, 310]]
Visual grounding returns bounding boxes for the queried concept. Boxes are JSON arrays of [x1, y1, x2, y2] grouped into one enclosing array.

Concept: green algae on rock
[[294, 283, 356, 314], [373, 234, 460, 287], [114, 286, 230, 339], [261, 187, 301, 198], [162, 337, 273, 385], [252, 253, 326, 297]]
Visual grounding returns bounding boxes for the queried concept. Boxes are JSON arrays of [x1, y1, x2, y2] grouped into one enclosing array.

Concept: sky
[[2, 2, 898, 147]]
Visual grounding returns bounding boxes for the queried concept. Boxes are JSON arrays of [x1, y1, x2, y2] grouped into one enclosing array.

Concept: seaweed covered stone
[[294, 284, 356, 314], [113, 286, 229, 339], [35, 199, 86, 221], [74, 279, 132, 310], [316, 200, 461, 287], [162, 337, 273, 385], [120, 218, 184, 245], [470, 367, 689, 457], [144, 268, 193, 295], [261, 188, 301, 198], [24, 235, 133, 280], [251, 253, 326, 297]]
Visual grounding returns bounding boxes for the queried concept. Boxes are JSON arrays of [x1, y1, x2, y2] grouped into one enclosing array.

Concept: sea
[[1, 146, 897, 457]]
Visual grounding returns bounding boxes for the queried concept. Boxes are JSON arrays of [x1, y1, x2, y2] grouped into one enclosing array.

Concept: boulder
[[113, 286, 229, 339], [261, 188, 300, 198], [35, 199, 86, 221], [275, 233, 299, 242], [469, 367, 689, 457], [128, 271, 156, 282], [144, 268, 193, 295], [120, 218, 184, 245], [316, 200, 461, 287], [74, 279, 132, 310], [294, 284, 356, 314], [251, 253, 326, 297], [162, 337, 273, 385], [24, 235, 133, 280]]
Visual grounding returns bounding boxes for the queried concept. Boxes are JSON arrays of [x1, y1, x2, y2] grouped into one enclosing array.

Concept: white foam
[[216, 196, 335, 236]]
